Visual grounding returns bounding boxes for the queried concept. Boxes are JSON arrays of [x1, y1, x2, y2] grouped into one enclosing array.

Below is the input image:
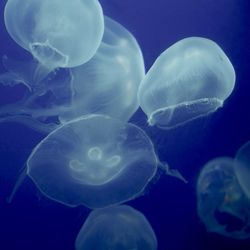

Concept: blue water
[[0, 0, 250, 249]]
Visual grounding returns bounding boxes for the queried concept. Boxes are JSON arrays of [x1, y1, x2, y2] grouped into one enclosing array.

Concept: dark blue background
[[0, 0, 250, 249]]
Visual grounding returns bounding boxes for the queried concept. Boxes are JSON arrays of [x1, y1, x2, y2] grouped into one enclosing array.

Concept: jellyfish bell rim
[[26, 114, 158, 208], [29, 41, 69, 70], [147, 97, 224, 129]]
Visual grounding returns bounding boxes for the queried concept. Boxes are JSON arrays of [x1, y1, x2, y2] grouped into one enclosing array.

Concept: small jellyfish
[[235, 141, 250, 199], [59, 16, 145, 123], [75, 205, 157, 250], [0, 16, 144, 132], [4, 0, 104, 80], [197, 157, 250, 239], [24, 114, 158, 208], [138, 37, 236, 129]]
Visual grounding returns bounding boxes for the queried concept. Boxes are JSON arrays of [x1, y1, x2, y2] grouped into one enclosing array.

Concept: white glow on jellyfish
[[138, 37, 236, 129]]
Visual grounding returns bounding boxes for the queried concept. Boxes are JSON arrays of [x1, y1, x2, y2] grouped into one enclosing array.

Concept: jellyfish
[[0, 16, 144, 132], [21, 114, 158, 208], [8, 114, 186, 208], [4, 0, 104, 81], [197, 157, 250, 239], [59, 16, 145, 123], [235, 141, 250, 199], [138, 37, 236, 129], [75, 205, 157, 250]]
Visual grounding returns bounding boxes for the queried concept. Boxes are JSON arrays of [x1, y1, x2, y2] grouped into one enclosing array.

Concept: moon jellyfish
[[25, 114, 158, 208], [60, 16, 145, 123], [197, 157, 250, 239], [0, 16, 144, 132], [4, 0, 104, 80], [75, 205, 157, 250], [138, 37, 236, 129], [235, 141, 250, 199]]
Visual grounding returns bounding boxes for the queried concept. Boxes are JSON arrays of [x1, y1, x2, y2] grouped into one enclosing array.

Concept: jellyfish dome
[[235, 141, 250, 199], [26, 114, 158, 208], [60, 16, 145, 123], [75, 205, 157, 250], [4, 0, 104, 71], [197, 157, 250, 239], [138, 37, 236, 129]]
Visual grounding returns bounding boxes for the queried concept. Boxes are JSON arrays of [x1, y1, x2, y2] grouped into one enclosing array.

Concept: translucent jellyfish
[[59, 16, 145, 123], [197, 157, 250, 239], [7, 113, 186, 206], [75, 205, 157, 250], [0, 16, 144, 132], [4, 0, 104, 80], [23, 114, 158, 208], [235, 141, 250, 199], [138, 37, 236, 129]]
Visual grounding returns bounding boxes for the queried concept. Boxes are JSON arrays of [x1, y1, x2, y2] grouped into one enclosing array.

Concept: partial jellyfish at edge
[[235, 141, 250, 200], [138, 37, 236, 130], [4, 0, 104, 81], [0, 16, 145, 133], [75, 205, 157, 250], [197, 157, 250, 239], [8, 114, 186, 208]]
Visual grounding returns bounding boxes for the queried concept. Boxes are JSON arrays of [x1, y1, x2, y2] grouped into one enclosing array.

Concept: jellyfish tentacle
[[6, 165, 27, 204], [158, 161, 188, 183]]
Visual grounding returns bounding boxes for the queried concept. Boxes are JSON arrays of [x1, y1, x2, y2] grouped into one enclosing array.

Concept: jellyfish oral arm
[[158, 162, 188, 183]]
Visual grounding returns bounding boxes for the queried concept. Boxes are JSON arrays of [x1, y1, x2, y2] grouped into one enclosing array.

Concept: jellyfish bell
[[235, 141, 250, 199], [4, 0, 104, 80], [59, 16, 145, 123], [25, 114, 158, 208], [6, 113, 186, 206], [75, 205, 158, 250], [197, 157, 250, 239], [138, 37, 236, 129]]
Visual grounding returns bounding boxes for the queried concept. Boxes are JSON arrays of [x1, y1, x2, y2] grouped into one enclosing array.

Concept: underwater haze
[[0, 0, 250, 249]]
